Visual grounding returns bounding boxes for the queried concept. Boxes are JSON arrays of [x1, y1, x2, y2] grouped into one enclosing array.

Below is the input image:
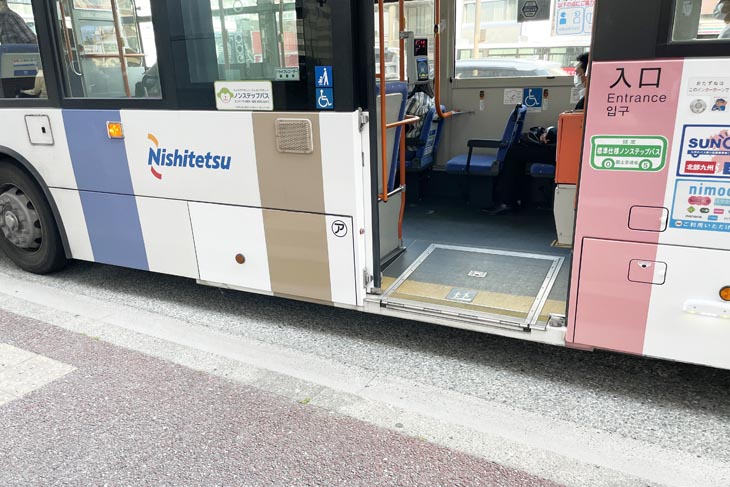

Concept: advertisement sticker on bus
[[677, 125, 730, 178], [590, 135, 667, 171], [670, 179, 730, 232]]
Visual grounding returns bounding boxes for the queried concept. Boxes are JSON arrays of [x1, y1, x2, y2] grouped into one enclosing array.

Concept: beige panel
[[262, 209, 332, 303], [253, 112, 325, 214]]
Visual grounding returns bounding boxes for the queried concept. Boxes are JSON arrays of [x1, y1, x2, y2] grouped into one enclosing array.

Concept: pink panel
[[574, 239, 664, 354], [567, 59, 684, 347], [628, 206, 669, 232]]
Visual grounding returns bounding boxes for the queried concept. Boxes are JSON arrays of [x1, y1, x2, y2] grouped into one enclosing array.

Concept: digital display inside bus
[[414, 38, 428, 57]]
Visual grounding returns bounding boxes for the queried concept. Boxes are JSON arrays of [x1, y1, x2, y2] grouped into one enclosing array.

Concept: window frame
[[452, 0, 586, 81], [656, 0, 730, 58], [47, 0, 176, 110], [0, 0, 61, 109]]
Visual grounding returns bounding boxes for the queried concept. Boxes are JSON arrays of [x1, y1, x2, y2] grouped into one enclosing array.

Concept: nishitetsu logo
[[147, 133, 232, 180]]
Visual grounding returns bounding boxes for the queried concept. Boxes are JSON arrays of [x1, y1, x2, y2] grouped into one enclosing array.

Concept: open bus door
[[372, 0, 570, 337]]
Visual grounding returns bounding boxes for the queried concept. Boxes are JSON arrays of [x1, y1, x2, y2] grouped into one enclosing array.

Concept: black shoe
[[483, 203, 513, 215]]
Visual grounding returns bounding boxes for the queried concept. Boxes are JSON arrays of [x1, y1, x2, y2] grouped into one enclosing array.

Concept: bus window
[[672, 0, 730, 41], [56, 0, 160, 98], [0, 1, 44, 99], [179, 0, 300, 84], [454, 0, 590, 78]]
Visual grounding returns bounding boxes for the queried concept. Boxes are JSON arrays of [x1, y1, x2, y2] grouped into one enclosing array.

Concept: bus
[[0, 0, 729, 371]]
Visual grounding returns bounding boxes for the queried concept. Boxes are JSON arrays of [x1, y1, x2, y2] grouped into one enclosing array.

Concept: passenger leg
[[489, 141, 555, 214]]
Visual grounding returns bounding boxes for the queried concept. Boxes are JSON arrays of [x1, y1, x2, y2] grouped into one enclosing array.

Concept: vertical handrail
[[378, 0, 388, 202], [218, 0, 231, 69], [109, 0, 131, 97], [434, 0, 456, 119], [278, 0, 286, 67], [397, 0, 406, 240], [58, 0, 83, 77]]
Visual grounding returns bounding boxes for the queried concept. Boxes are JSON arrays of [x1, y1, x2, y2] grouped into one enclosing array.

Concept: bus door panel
[[576, 238, 730, 369], [569, 59, 685, 344], [189, 203, 358, 307]]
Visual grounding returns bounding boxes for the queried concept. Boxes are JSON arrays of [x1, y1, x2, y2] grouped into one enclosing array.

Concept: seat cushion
[[529, 163, 556, 178], [446, 154, 499, 176]]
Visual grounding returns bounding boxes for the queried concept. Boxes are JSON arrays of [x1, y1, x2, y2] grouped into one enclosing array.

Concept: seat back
[[405, 105, 443, 170], [375, 81, 408, 193], [496, 104, 527, 162]]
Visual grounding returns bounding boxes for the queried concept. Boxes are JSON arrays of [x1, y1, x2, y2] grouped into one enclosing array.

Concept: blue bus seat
[[446, 104, 526, 202], [376, 81, 408, 192], [446, 104, 526, 176], [403, 104, 445, 172]]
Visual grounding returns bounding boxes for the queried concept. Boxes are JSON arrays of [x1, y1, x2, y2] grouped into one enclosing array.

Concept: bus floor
[[381, 197, 571, 328]]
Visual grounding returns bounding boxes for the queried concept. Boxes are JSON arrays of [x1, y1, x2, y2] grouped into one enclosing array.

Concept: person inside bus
[[573, 52, 589, 110], [486, 53, 589, 215], [0, 0, 37, 45], [405, 80, 435, 151], [17, 69, 44, 98], [714, 0, 730, 39]]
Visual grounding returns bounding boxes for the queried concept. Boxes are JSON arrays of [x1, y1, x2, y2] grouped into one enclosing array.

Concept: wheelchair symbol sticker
[[522, 87, 543, 111], [316, 88, 334, 110], [331, 220, 348, 237]]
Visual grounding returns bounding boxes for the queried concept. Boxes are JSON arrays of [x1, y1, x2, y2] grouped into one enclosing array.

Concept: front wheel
[[0, 163, 67, 274]]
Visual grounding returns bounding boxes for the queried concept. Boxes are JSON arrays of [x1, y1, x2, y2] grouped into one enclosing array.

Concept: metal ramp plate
[[381, 244, 565, 329]]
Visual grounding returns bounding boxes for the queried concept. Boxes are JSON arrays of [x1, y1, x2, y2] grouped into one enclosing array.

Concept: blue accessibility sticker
[[316, 88, 334, 110], [523, 87, 543, 110], [315, 66, 333, 88]]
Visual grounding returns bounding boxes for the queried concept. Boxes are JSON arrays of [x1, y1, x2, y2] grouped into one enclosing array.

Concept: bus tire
[[0, 163, 67, 274]]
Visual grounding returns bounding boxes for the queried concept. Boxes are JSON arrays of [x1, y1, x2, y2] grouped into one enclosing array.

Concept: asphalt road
[[1, 253, 729, 486]]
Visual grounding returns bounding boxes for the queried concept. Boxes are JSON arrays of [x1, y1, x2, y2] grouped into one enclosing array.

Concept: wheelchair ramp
[[381, 245, 565, 329]]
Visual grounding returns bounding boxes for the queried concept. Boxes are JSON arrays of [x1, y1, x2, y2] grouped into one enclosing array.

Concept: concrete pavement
[[0, 255, 729, 485], [1, 311, 557, 487]]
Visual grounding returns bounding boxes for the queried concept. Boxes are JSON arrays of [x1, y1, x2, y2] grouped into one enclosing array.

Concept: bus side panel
[[645, 244, 730, 370], [0, 109, 77, 190], [569, 60, 685, 353], [60, 109, 365, 308]]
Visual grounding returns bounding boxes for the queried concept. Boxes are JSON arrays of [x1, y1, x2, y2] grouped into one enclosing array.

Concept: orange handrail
[[109, 0, 131, 97], [387, 115, 420, 129]]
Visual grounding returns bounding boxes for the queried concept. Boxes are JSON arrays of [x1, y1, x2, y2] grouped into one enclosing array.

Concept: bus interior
[[373, 0, 583, 332]]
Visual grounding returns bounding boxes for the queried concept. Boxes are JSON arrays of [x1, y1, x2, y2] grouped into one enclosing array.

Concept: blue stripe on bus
[[63, 109, 135, 194], [63, 109, 148, 271], [78, 191, 149, 271]]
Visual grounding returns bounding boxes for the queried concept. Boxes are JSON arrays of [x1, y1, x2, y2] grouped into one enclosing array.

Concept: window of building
[[455, 0, 591, 78], [56, 0, 160, 98], [672, 0, 730, 41], [0, 1, 45, 99]]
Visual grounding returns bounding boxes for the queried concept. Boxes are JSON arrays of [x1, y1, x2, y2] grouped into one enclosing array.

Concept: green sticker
[[590, 135, 668, 172]]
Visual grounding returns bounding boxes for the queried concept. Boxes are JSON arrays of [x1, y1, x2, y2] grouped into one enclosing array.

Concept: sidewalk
[[0, 309, 559, 487]]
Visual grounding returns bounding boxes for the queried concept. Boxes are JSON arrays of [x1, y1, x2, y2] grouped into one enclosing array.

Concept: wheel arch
[[0, 146, 72, 259]]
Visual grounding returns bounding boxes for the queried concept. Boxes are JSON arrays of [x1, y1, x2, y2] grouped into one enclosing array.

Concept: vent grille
[[275, 119, 314, 154]]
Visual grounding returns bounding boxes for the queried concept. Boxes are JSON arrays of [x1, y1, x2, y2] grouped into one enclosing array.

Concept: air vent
[[275, 118, 314, 154]]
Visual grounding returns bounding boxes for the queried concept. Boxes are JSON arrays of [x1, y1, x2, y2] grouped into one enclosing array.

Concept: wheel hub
[[4, 210, 18, 232], [0, 187, 41, 250]]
